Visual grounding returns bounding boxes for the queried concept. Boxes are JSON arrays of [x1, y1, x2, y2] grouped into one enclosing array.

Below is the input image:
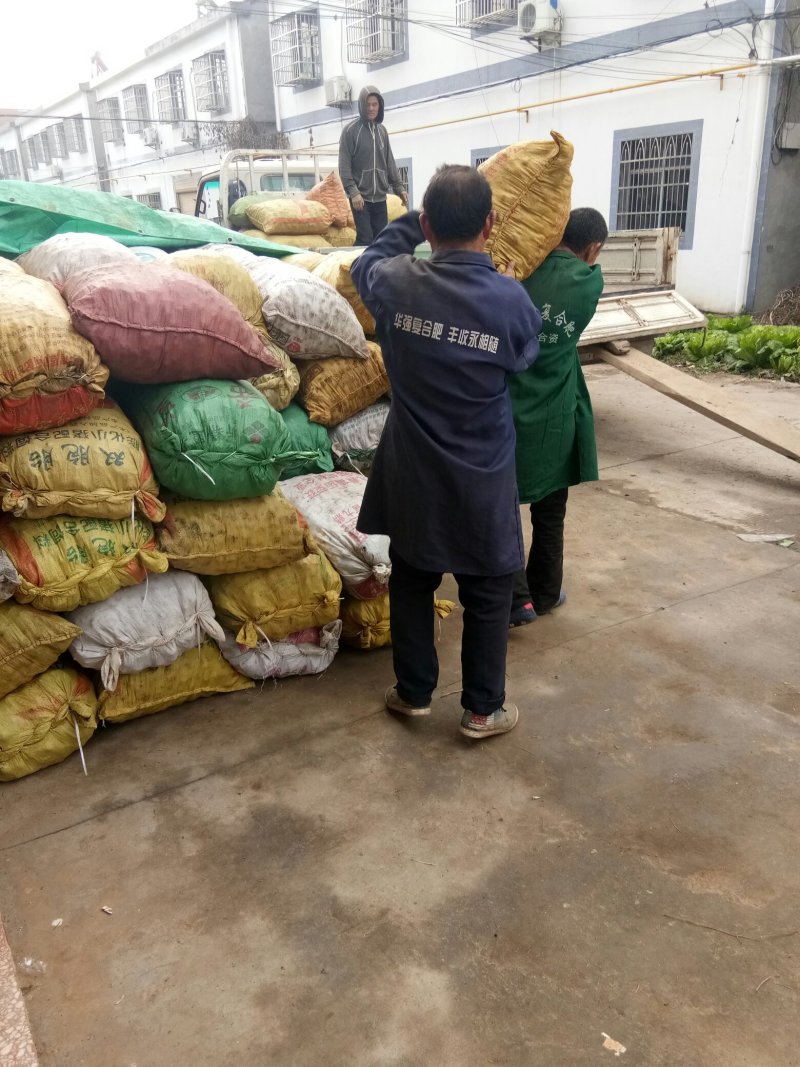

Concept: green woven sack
[[228, 192, 275, 230], [279, 403, 334, 481], [123, 379, 300, 501]]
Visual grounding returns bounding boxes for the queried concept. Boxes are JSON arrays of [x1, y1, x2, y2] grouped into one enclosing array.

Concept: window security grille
[[193, 51, 230, 112], [98, 98, 124, 144], [155, 70, 187, 122], [36, 129, 53, 165], [346, 0, 406, 63], [64, 115, 88, 154], [616, 133, 694, 233], [0, 149, 20, 177], [136, 192, 163, 210], [455, 0, 518, 28], [22, 138, 39, 170], [49, 123, 67, 158], [270, 12, 322, 86], [122, 85, 150, 133]]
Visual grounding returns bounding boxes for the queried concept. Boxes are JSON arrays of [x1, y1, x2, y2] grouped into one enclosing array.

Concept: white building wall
[[0, 4, 274, 213], [270, 0, 778, 312]]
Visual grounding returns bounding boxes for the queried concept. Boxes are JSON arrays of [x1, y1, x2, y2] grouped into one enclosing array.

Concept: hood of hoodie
[[358, 85, 385, 124]]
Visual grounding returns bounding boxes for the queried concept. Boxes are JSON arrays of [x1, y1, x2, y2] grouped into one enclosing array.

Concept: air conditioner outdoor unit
[[325, 75, 351, 108], [518, 0, 562, 46], [142, 126, 160, 149]]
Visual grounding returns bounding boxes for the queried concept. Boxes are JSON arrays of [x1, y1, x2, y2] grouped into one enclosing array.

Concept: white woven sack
[[67, 570, 224, 691], [330, 402, 390, 461], [18, 233, 137, 287], [219, 620, 341, 679], [0, 550, 18, 603], [280, 471, 390, 599], [246, 256, 369, 360]]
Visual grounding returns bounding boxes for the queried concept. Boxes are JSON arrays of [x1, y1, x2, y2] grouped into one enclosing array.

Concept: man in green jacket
[[509, 207, 608, 627]]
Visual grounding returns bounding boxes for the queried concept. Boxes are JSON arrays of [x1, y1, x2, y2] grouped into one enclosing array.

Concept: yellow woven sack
[[306, 171, 353, 228], [168, 251, 269, 342], [0, 269, 108, 436], [158, 490, 310, 575], [340, 594, 454, 650], [246, 199, 332, 236], [97, 640, 253, 723], [264, 234, 333, 249], [480, 132, 574, 280], [0, 515, 168, 612], [0, 667, 96, 782], [251, 347, 301, 411], [313, 251, 374, 334], [0, 600, 81, 700], [210, 549, 342, 646], [387, 195, 407, 222], [298, 342, 388, 426], [283, 251, 326, 272], [325, 226, 357, 248], [0, 400, 165, 522]]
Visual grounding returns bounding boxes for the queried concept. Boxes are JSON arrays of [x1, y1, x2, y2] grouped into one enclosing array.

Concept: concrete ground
[[1, 366, 799, 1067]]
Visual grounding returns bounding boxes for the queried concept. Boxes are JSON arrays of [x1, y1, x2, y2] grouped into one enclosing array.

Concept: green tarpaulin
[[0, 180, 297, 259]]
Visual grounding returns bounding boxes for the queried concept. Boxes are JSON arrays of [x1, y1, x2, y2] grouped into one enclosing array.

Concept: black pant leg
[[455, 571, 515, 716], [353, 204, 373, 246], [388, 548, 441, 707], [526, 487, 569, 613], [369, 200, 389, 239], [511, 567, 532, 612]]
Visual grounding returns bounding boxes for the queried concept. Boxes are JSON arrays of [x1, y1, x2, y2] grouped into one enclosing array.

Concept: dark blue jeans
[[353, 199, 389, 245], [389, 548, 515, 716]]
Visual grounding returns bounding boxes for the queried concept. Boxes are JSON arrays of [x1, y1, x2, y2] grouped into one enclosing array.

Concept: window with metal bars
[[36, 129, 53, 165], [98, 98, 124, 144], [193, 51, 230, 113], [1, 148, 20, 178], [22, 138, 39, 170], [612, 121, 702, 248], [136, 192, 163, 210], [122, 85, 150, 134], [64, 115, 88, 154], [155, 70, 187, 122], [346, 1, 406, 64], [49, 123, 67, 158], [455, 0, 518, 28], [270, 11, 322, 87]]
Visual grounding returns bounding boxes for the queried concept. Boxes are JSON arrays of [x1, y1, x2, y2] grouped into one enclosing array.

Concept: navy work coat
[[351, 211, 542, 576]]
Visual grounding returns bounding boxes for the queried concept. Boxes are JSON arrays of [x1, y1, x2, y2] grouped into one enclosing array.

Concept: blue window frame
[[610, 120, 703, 249]]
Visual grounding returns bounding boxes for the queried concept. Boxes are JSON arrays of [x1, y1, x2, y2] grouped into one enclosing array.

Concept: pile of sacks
[[0, 228, 396, 781], [0, 134, 574, 781], [229, 170, 406, 251]]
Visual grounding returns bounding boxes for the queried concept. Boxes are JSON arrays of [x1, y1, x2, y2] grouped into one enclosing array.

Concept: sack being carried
[[480, 132, 573, 280], [68, 570, 224, 691], [0, 400, 165, 523], [280, 471, 390, 599], [219, 619, 342, 679]]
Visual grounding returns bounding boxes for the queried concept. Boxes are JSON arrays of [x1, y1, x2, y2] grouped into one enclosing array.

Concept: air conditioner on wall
[[142, 126, 160, 149], [179, 122, 199, 145], [325, 76, 352, 108], [518, 0, 562, 46]]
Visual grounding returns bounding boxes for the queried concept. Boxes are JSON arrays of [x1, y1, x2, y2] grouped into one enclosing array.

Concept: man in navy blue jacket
[[352, 165, 542, 740]]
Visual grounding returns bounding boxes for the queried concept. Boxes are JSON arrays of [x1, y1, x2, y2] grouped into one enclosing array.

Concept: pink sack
[[63, 261, 281, 384]]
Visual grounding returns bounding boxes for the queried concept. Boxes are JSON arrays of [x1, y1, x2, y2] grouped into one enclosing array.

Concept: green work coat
[[510, 250, 603, 504]]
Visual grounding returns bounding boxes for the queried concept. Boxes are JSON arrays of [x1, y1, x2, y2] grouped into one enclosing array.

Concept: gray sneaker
[[459, 703, 519, 739], [385, 685, 431, 717]]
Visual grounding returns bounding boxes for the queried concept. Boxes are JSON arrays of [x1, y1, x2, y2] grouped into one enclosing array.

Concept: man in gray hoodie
[[339, 85, 408, 246]]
